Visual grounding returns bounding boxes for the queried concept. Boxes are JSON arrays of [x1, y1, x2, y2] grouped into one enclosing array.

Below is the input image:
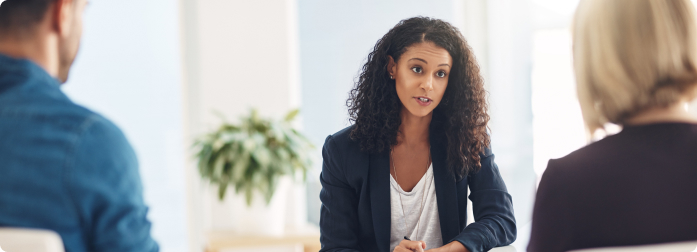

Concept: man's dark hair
[[0, 0, 56, 32]]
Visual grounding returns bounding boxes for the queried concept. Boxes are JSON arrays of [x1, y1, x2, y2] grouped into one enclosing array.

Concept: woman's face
[[389, 42, 453, 118]]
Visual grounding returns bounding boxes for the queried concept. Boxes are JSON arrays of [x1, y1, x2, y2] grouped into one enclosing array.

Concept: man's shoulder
[[2, 79, 120, 134], [17, 101, 120, 137], [0, 73, 100, 128], [77, 112, 127, 142], [1, 88, 129, 159]]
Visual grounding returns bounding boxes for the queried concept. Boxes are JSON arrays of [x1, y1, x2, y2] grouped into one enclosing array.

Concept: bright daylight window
[[531, 0, 586, 183]]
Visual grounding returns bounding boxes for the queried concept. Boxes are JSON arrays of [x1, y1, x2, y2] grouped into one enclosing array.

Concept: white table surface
[[490, 245, 517, 252]]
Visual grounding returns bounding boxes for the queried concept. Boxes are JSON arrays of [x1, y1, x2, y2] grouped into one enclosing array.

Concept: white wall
[[63, 0, 188, 251], [180, 0, 301, 250], [194, 0, 300, 121]]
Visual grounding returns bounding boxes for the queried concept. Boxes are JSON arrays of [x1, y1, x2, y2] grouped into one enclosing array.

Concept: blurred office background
[[60, 0, 697, 252]]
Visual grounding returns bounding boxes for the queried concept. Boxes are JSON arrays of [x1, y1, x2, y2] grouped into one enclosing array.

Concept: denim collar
[[0, 53, 60, 94]]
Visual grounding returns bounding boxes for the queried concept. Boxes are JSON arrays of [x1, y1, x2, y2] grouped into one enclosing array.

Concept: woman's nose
[[421, 75, 434, 91]]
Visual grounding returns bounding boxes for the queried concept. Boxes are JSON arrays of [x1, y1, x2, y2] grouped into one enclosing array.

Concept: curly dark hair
[[347, 16, 490, 179]]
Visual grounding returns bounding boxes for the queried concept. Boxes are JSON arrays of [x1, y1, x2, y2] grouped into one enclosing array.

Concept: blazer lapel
[[431, 135, 461, 243], [369, 151, 391, 252]]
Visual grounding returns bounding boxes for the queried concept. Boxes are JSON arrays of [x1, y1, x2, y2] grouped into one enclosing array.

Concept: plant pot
[[228, 176, 292, 237]]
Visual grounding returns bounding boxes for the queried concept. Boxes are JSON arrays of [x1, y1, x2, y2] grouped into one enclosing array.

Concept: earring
[[390, 75, 394, 79]]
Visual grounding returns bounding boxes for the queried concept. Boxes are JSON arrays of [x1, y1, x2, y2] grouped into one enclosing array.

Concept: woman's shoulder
[[322, 125, 371, 181], [328, 125, 355, 143], [543, 137, 616, 183], [323, 125, 363, 158], [549, 123, 697, 179]]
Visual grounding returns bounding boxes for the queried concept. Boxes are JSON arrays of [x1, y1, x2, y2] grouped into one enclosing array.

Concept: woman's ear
[[387, 55, 397, 78]]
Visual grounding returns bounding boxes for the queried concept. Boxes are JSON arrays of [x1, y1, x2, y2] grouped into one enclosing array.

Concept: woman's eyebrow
[[408, 58, 450, 68], [408, 58, 428, 64]]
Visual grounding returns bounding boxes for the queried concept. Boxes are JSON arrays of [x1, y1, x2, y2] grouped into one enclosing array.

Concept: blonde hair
[[573, 0, 697, 134]]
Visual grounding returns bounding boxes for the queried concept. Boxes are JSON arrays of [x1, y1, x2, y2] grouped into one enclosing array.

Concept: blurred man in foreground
[[0, 0, 159, 251]]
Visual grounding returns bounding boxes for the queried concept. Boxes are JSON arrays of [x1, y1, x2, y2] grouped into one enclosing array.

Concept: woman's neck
[[396, 107, 432, 147], [625, 100, 697, 126]]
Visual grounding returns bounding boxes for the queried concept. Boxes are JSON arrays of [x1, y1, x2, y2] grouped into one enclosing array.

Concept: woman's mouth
[[414, 97, 433, 106]]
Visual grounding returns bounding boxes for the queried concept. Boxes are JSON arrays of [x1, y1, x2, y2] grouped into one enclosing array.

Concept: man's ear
[[51, 0, 76, 36], [387, 55, 397, 77]]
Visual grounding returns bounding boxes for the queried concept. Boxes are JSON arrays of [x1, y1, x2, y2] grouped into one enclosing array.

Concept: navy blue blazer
[[319, 126, 516, 252]]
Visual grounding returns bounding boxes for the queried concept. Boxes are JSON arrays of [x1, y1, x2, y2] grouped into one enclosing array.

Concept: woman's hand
[[394, 240, 427, 252], [425, 241, 469, 252]]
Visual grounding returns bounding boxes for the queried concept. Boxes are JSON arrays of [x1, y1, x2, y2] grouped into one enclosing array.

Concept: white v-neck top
[[389, 164, 443, 252]]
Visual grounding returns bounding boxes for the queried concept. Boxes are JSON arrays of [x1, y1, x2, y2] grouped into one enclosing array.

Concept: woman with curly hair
[[319, 17, 516, 252]]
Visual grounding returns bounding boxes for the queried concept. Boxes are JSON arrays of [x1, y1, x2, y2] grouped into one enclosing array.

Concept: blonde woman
[[528, 0, 697, 251]]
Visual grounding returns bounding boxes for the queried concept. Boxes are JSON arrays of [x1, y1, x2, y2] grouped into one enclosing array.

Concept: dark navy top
[[319, 126, 516, 252], [0, 54, 159, 252], [528, 123, 697, 252]]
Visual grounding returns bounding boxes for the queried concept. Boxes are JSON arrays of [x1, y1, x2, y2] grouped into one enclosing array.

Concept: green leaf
[[275, 148, 290, 161], [245, 186, 254, 206], [218, 182, 228, 200], [212, 154, 226, 180], [212, 139, 224, 151], [264, 184, 275, 204], [234, 180, 245, 194], [250, 109, 259, 124], [252, 146, 271, 169], [251, 170, 263, 185], [232, 151, 250, 182], [196, 145, 213, 177], [243, 137, 256, 151], [284, 109, 300, 122]]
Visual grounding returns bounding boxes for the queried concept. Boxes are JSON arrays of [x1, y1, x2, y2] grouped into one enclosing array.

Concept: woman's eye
[[436, 71, 447, 78], [411, 67, 422, 74]]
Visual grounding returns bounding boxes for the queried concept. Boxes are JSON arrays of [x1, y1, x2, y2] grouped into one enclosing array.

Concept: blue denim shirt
[[0, 54, 159, 252]]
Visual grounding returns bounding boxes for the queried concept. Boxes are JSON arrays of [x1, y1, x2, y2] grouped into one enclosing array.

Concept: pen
[[403, 236, 411, 241]]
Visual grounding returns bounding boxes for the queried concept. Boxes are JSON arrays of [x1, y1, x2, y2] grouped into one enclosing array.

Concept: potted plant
[[194, 109, 314, 235]]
